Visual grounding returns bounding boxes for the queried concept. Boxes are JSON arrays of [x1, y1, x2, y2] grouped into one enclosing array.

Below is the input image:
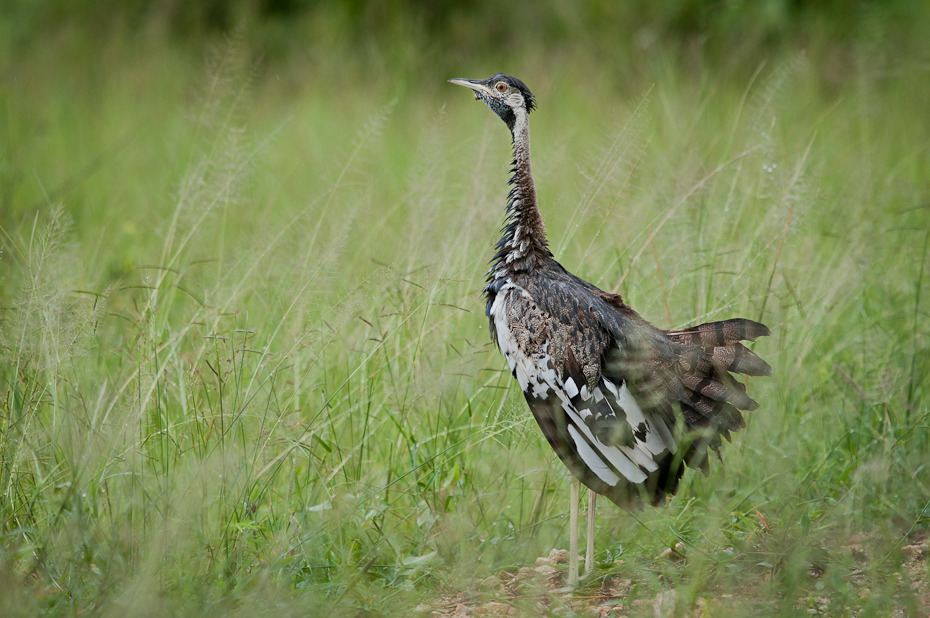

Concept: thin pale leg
[[569, 476, 580, 586], [585, 489, 596, 575]]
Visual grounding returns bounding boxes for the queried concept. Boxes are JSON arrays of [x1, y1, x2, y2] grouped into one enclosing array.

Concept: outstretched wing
[[508, 270, 770, 508]]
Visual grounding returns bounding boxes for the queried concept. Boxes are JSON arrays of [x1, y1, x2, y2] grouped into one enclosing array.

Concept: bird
[[449, 74, 771, 585]]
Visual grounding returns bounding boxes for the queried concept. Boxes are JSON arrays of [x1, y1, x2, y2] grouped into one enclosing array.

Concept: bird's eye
[[495, 82, 508, 92]]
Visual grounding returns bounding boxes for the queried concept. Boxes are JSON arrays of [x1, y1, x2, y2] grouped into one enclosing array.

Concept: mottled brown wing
[[523, 270, 770, 506], [515, 276, 687, 506]]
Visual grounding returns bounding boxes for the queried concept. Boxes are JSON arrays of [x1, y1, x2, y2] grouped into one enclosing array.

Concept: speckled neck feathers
[[488, 108, 552, 282]]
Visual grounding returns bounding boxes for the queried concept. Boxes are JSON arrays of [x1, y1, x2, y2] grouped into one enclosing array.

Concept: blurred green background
[[3, 0, 927, 276], [2, 1, 929, 615]]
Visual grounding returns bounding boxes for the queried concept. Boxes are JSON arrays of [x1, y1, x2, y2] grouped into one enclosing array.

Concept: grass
[[2, 11, 929, 616]]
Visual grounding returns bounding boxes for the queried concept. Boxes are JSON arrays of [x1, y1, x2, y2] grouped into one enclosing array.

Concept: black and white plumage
[[449, 74, 770, 580]]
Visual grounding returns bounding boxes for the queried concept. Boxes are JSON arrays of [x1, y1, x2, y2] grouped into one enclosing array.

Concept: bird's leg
[[585, 489, 596, 575], [569, 476, 580, 586]]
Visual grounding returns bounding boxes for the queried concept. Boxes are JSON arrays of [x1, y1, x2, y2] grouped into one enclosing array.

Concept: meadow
[[1, 3, 929, 615]]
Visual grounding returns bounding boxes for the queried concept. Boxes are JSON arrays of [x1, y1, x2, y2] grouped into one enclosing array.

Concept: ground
[[424, 532, 930, 617]]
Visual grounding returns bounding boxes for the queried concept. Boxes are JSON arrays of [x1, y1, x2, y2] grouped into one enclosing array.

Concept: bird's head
[[448, 74, 536, 132]]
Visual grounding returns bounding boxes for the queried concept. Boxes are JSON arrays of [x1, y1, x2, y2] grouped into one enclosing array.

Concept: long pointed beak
[[448, 78, 493, 100]]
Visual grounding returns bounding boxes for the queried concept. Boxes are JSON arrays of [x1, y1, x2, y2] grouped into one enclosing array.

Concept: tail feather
[[712, 343, 772, 376], [686, 390, 747, 431], [666, 317, 770, 439], [668, 319, 772, 378], [668, 318, 770, 347]]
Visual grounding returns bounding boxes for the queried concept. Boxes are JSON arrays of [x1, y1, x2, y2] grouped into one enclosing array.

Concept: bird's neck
[[490, 110, 551, 279]]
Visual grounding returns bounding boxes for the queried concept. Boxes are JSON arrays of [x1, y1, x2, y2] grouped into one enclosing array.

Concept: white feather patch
[[560, 399, 647, 484], [490, 283, 554, 400], [564, 377, 579, 399], [568, 425, 620, 485], [616, 380, 677, 456]]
